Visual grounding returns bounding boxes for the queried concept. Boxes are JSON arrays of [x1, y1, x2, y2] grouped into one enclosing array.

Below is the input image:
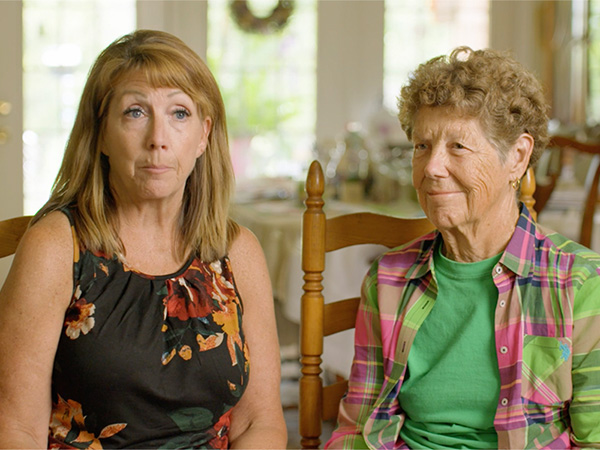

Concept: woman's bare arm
[[227, 226, 287, 449], [0, 212, 74, 448]]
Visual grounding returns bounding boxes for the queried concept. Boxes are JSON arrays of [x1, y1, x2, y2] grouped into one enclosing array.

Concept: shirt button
[[501, 398, 509, 406], [495, 265, 502, 274], [500, 346, 508, 354], [499, 300, 506, 307]]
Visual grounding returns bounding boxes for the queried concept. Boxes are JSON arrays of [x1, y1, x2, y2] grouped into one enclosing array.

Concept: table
[[230, 194, 425, 376]]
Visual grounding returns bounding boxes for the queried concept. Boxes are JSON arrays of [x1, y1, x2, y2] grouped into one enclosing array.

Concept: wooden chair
[[0, 215, 32, 258], [534, 136, 600, 248], [298, 161, 537, 448]]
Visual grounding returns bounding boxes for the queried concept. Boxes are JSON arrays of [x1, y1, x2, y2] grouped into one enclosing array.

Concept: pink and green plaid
[[326, 206, 600, 450]]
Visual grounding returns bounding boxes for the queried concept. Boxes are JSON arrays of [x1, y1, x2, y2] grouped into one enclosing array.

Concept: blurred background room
[[0, 0, 599, 446]]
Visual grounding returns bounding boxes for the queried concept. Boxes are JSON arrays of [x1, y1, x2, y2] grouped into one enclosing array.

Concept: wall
[[137, 0, 208, 59], [315, 0, 384, 146], [489, 0, 582, 124], [0, 0, 23, 283]]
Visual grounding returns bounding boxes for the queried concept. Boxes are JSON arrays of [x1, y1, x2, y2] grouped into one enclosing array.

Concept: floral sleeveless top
[[48, 209, 249, 449]]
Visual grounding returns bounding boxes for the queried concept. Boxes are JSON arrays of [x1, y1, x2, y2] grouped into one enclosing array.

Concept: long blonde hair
[[34, 29, 239, 262]]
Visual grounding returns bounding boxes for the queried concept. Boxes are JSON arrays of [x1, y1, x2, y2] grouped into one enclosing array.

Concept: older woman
[[0, 30, 286, 448], [326, 47, 600, 449]]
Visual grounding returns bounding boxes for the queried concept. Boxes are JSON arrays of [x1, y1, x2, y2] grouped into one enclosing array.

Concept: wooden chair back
[[534, 135, 600, 247], [299, 162, 537, 448], [0, 216, 32, 258]]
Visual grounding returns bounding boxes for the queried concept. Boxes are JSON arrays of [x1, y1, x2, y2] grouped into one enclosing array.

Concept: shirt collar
[[407, 204, 537, 279], [499, 203, 537, 277]]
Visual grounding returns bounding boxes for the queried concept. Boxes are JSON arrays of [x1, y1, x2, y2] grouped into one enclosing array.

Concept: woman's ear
[[197, 116, 213, 158], [510, 133, 535, 179]]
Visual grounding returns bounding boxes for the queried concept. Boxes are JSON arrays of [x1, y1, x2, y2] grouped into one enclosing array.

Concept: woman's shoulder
[[226, 225, 268, 279], [228, 225, 263, 261], [16, 211, 74, 274], [378, 230, 437, 266], [536, 223, 600, 263], [25, 210, 73, 254], [533, 224, 600, 295], [2, 210, 74, 310], [363, 231, 437, 288], [225, 225, 272, 312]]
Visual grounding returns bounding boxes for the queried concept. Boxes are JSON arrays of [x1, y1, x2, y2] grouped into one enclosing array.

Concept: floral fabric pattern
[[161, 259, 246, 369], [49, 395, 126, 449], [49, 208, 249, 449], [64, 286, 96, 340]]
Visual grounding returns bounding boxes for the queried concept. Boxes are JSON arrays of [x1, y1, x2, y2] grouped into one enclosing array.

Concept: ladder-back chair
[[534, 135, 600, 247], [298, 162, 537, 448], [0, 215, 32, 258]]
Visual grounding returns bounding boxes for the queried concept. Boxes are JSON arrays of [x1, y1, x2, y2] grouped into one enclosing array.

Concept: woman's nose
[[422, 147, 448, 178], [147, 116, 168, 150]]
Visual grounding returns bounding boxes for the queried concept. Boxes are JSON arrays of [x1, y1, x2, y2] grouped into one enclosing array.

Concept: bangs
[[111, 53, 204, 106], [145, 60, 198, 100]]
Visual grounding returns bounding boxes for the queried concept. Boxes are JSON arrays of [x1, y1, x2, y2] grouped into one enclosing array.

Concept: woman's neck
[[439, 203, 520, 263], [115, 202, 188, 275]]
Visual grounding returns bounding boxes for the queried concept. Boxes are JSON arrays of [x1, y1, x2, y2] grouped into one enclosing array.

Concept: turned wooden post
[[299, 161, 326, 449], [521, 167, 537, 221]]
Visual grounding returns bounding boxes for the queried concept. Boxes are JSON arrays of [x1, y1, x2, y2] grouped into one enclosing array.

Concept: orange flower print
[[227, 380, 244, 398], [213, 304, 242, 366], [49, 394, 126, 449], [178, 345, 193, 360], [197, 332, 224, 352], [162, 348, 177, 366], [98, 262, 109, 276], [243, 342, 250, 373], [208, 260, 243, 366], [65, 285, 95, 340]]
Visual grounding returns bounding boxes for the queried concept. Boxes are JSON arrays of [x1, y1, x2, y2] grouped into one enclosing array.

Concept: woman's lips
[[427, 190, 460, 196], [141, 165, 171, 174]]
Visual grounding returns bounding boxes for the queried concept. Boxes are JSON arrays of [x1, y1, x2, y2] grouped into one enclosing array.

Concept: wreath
[[229, 0, 295, 35]]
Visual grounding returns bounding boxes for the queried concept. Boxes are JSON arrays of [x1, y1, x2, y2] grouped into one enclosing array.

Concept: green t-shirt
[[398, 242, 501, 449]]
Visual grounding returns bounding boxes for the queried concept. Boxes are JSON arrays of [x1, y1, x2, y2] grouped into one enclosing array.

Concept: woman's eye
[[454, 142, 466, 149], [124, 107, 143, 119], [414, 143, 428, 151], [174, 109, 190, 120]]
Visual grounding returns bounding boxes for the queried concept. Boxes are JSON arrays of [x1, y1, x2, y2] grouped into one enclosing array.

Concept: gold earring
[[511, 178, 521, 190]]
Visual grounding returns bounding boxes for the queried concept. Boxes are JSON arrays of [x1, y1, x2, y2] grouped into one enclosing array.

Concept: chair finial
[[306, 160, 324, 199]]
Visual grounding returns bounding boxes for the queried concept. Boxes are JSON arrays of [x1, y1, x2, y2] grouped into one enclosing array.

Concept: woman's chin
[[423, 206, 463, 230]]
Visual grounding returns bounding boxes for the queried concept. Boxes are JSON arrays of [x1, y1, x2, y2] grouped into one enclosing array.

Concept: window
[[23, 0, 135, 214], [383, 0, 489, 112], [207, 0, 317, 180]]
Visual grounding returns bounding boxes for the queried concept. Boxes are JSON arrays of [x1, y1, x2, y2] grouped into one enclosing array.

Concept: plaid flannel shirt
[[326, 206, 600, 449]]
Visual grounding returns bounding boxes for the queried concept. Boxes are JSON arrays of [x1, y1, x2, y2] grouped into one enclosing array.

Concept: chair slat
[[323, 297, 360, 337], [0, 216, 33, 258], [325, 213, 434, 252], [322, 380, 349, 421]]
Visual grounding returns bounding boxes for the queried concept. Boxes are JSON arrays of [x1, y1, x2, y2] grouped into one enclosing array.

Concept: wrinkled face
[[411, 106, 516, 232], [101, 74, 211, 205]]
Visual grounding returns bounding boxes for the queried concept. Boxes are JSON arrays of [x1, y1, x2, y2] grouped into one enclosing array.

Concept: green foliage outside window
[[207, 0, 316, 180]]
